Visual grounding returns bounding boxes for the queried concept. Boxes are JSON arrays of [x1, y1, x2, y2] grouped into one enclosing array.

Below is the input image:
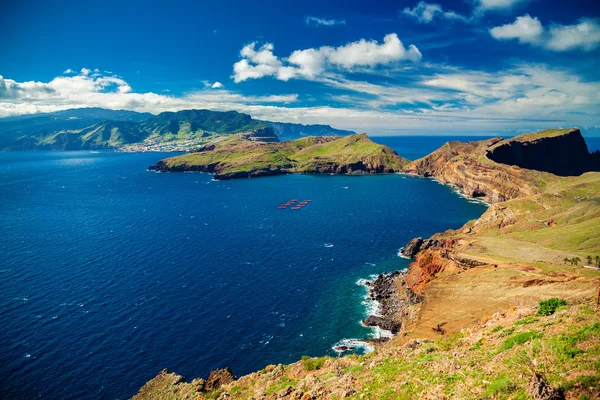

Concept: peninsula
[[134, 128, 600, 400], [148, 132, 408, 179]]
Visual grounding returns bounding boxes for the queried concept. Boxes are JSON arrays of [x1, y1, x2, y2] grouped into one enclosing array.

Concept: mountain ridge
[[0, 108, 355, 151]]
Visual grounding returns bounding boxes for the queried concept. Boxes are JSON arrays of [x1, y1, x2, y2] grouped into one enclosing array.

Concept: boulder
[[401, 237, 423, 258], [205, 367, 235, 390]]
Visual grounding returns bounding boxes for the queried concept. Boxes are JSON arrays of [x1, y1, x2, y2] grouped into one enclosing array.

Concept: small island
[[148, 132, 409, 179]]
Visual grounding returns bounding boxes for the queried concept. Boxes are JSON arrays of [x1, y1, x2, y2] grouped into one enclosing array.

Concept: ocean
[[1, 135, 595, 399]]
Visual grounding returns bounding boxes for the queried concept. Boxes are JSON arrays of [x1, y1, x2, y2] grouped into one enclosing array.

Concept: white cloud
[[305, 16, 346, 26], [232, 42, 283, 83], [0, 70, 299, 118], [1, 62, 599, 134], [489, 14, 543, 44], [211, 81, 224, 89], [63, 69, 74, 74], [402, 2, 469, 23], [232, 34, 421, 83], [402, 0, 530, 24], [546, 18, 600, 51], [490, 16, 600, 52], [476, 0, 529, 11]]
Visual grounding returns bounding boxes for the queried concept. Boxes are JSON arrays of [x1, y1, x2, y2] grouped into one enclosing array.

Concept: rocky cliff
[[403, 129, 599, 204], [403, 137, 542, 203], [486, 128, 600, 176]]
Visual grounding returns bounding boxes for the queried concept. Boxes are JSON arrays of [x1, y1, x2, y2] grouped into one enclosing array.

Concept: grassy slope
[[134, 303, 600, 399], [158, 133, 409, 176]]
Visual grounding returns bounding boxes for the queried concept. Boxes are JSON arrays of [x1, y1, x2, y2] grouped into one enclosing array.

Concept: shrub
[[537, 298, 567, 316], [500, 331, 544, 351], [302, 356, 326, 371]]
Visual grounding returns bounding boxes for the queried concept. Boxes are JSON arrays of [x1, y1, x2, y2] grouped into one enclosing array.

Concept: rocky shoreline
[[361, 270, 423, 337]]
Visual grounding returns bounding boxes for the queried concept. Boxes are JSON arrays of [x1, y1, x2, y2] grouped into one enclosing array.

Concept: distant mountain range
[[0, 108, 355, 151]]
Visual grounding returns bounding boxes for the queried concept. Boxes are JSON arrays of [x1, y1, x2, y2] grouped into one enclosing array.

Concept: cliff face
[[403, 138, 541, 203], [403, 128, 600, 203], [486, 128, 600, 176]]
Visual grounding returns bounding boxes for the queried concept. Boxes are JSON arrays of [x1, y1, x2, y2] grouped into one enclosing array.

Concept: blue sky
[[1, 0, 599, 134]]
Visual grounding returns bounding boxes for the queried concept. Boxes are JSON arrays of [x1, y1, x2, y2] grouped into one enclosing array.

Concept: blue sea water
[[1, 134, 572, 400]]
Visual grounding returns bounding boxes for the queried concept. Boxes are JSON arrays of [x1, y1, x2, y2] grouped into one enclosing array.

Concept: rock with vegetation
[[148, 133, 409, 179], [132, 303, 600, 399]]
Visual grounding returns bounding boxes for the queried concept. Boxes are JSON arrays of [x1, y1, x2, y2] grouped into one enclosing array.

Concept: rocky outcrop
[[205, 368, 235, 390], [401, 237, 424, 258], [401, 237, 447, 258], [487, 128, 600, 176], [403, 137, 541, 203], [132, 367, 235, 399], [363, 315, 402, 334], [362, 271, 423, 334], [404, 128, 599, 203], [240, 127, 280, 143]]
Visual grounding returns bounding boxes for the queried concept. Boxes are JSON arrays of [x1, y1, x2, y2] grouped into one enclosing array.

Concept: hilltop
[[134, 127, 600, 399], [0, 108, 354, 151], [149, 133, 408, 179]]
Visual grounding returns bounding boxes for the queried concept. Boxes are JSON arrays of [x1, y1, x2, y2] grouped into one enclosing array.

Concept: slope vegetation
[[133, 303, 600, 399], [149, 133, 409, 179]]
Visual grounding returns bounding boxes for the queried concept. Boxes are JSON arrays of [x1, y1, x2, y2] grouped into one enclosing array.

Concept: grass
[[133, 304, 600, 400], [156, 133, 409, 178], [537, 298, 568, 316], [500, 331, 544, 351], [514, 316, 539, 326]]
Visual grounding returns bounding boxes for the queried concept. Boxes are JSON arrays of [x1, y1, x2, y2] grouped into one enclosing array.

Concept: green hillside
[[150, 133, 409, 179]]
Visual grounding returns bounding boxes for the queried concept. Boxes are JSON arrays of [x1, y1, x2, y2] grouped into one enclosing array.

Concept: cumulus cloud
[[63, 69, 74, 74], [305, 16, 345, 26], [489, 14, 543, 44], [232, 34, 421, 83], [402, 2, 469, 24], [211, 81, 224, 89], [490, 16, 600, 52]]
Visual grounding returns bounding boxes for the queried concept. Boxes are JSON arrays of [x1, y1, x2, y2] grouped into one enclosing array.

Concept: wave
[[397, 248, 410, 259], [356, 275, 393, 339], [331, 338, 374, 354]]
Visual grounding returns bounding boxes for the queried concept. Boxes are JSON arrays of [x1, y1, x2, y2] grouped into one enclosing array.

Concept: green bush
[[537, 298, 567, 316], [301, 356, 326, 371]]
